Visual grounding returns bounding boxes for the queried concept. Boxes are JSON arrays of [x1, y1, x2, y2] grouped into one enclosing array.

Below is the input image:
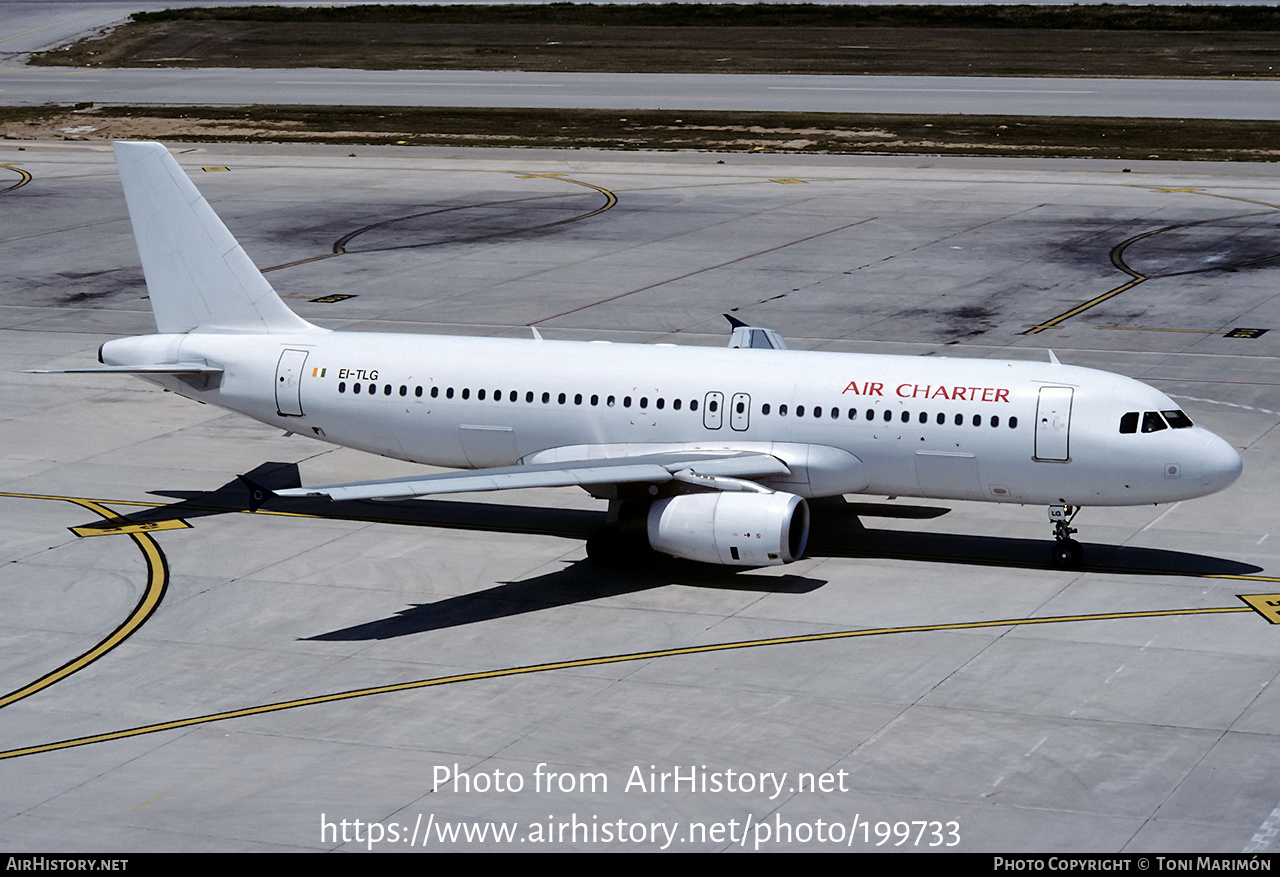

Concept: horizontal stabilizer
[[25, 363, 224, 375]]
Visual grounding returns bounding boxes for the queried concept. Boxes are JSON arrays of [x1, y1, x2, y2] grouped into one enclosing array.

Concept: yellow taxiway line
[[0, 164, 32, 193], [0, 498, 169, 711], [0, 490, 1272, 761], [0, 603, 1259, 761]]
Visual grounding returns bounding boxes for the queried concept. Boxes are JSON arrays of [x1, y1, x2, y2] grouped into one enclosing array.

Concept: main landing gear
[[1049, 505, 1083, 567]]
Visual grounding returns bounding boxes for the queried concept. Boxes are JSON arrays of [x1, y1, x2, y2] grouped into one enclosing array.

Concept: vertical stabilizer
[[113, 141, 317, 335]]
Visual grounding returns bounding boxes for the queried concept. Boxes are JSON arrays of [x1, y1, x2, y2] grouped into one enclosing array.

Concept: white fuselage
[[102, 330, 1243, 508]]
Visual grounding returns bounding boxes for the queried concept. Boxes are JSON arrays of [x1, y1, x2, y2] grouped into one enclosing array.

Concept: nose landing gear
[[1049, 505, 1083, 567]]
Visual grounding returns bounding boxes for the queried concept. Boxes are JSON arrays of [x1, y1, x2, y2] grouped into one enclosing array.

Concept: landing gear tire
[[1051, 538, 1083, 568], [1047, 505, 1083, 568]]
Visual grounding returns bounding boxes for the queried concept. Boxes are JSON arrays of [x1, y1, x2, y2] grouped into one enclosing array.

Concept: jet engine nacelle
[[646, 491, 809, 566]]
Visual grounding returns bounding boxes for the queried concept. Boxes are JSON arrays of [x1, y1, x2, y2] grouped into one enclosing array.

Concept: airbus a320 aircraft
[[36, 142, 1243, 568]]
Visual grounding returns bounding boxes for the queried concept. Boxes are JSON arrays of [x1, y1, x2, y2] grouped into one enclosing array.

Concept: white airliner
[[36, 142, 1243, 568]]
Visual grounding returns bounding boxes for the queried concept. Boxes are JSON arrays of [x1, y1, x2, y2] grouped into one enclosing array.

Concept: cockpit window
[[1119, 411, 1139, 434], [1142, 411, 1168, 433], [1162, 409, 1194, 429]]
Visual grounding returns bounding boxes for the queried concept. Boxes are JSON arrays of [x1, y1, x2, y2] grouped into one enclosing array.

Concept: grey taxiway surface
[[1, 142, 1278, 852], [9, 67, 1280, 120], [5, 1, 1280, 119]]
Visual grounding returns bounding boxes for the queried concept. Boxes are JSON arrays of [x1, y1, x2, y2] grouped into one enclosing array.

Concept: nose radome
[[1199, 433, 1243, 493]]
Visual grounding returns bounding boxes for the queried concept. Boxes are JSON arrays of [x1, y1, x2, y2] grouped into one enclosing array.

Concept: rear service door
[[275, 349, 309, 416]]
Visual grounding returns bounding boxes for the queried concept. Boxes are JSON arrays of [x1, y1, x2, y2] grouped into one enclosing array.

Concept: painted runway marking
[[0, 164, 32, 193], [70, 518, 191, 537], [0, 490, 1272, 761], [0, 601, 1260, 762], [1025, 187, 1280, 334], [1165, 394, 1280, 419], [0, 497, 169, 711], [1245, 805, 1280, 853], [1237, 594, 1280, 624]]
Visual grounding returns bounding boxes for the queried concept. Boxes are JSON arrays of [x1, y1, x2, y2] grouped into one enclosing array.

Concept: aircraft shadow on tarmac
[[808, 501, 1264, 577], [306, 559, 827, 641], [70, 461, 1261, 640]]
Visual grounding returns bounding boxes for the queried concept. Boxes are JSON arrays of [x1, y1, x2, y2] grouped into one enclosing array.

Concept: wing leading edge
[[272, 451, 791, 502]]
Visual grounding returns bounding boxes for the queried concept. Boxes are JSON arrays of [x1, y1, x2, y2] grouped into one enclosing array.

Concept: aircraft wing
[[271, 451, 790, 502]]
